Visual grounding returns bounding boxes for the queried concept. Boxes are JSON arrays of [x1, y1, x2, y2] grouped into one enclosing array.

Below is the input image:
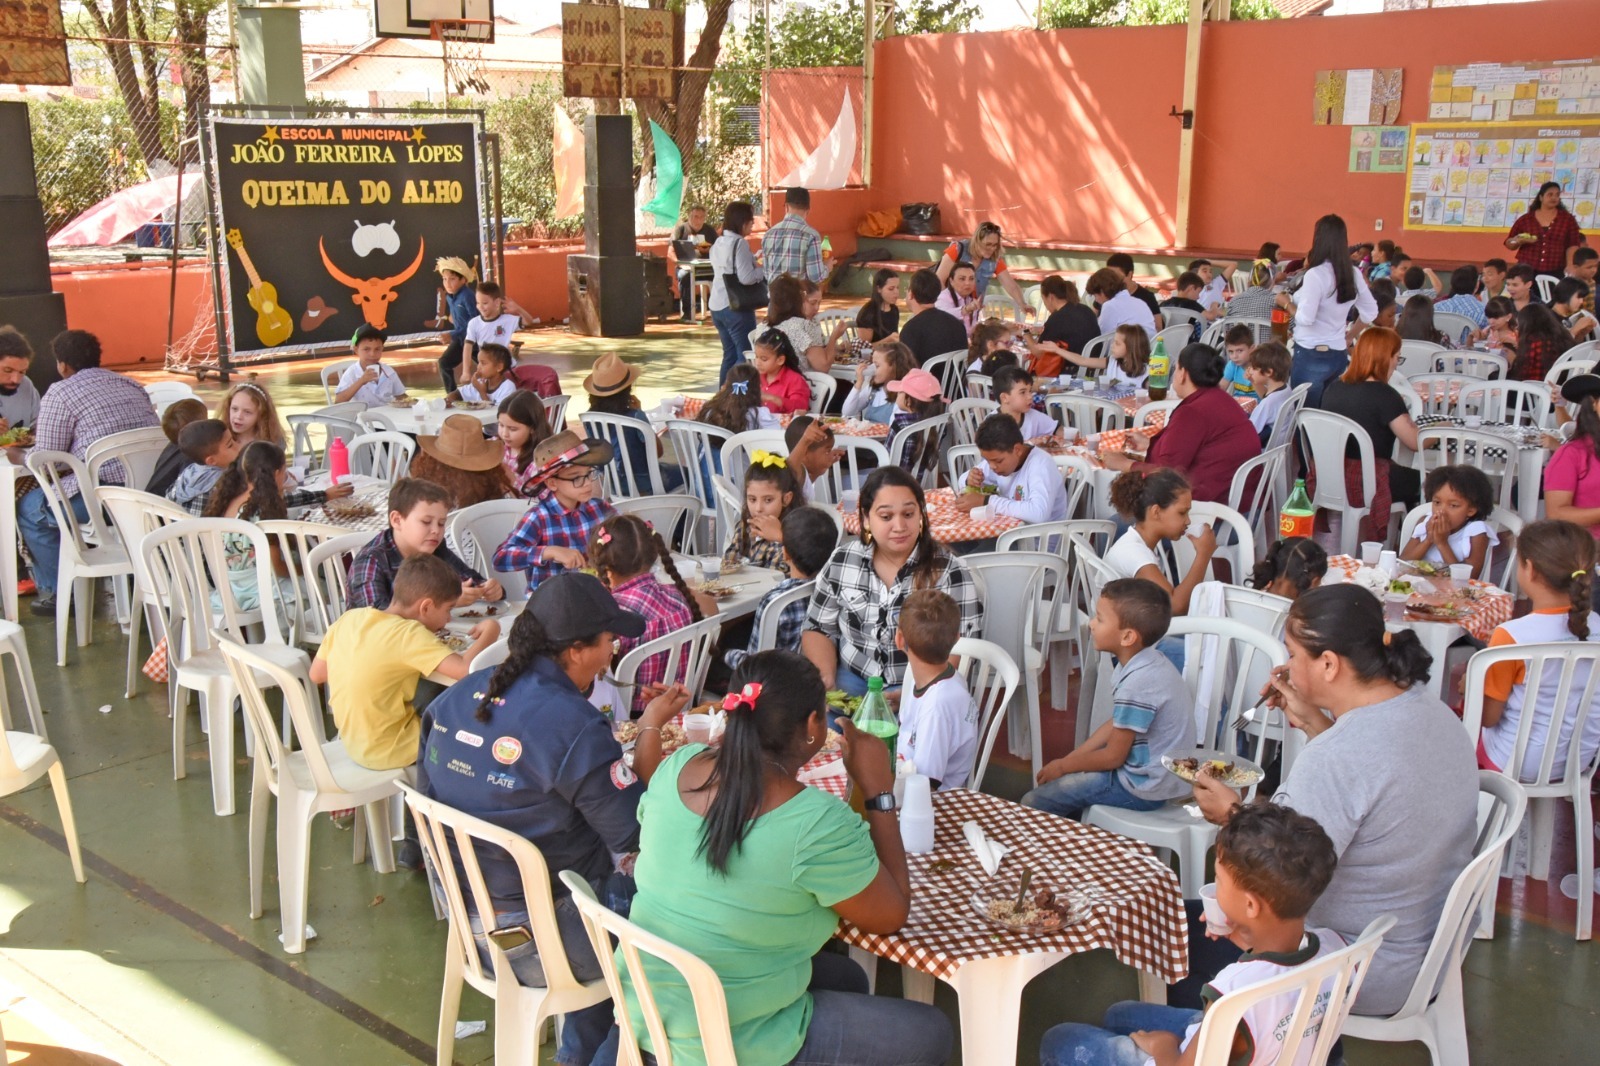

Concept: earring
[[806, 734, 816, 744], [863, 527, 873, 544]]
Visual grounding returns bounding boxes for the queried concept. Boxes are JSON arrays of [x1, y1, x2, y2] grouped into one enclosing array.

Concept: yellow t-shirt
[[315, 607, 452, 770]]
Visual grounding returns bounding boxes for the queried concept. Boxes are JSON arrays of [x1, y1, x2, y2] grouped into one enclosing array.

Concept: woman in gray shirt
[[1191, 584, 1478, 1016]]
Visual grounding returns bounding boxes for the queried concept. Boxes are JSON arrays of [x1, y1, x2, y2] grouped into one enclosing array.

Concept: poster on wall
[[1430, 60, 1600, 123], [209, 118, 483, 359], [1350, 126, 1409, 173], [1404, 121, 1600, 233], [1314, 68, 1403, 126], [0, 0, 70, 86]]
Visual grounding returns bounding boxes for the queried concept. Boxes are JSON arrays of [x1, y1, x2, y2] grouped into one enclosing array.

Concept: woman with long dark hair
[[754, 273, 831, 372], [1544, 376, 1600, 573], [709, 200, 763, 383], [1507, 302, 1575, 381], [597, 650, 952, 1066], [1395, 293, 1448, 346], [855, 267, 901, 343], [801, 465, 983, 695], [1290, 214, 1377, 405], [1185, 584, 1477, 1016], [1504, 180, 1585, 278], [418, 572, 690, 1066]]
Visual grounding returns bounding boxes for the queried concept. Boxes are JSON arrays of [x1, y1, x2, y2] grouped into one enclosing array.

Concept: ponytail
[[1516, 519, 1596, 640], [475, 610, 599, 722], [1287, 585, 1432, 688], [694, 651, 825, 874], [1109, 467, 1190, 524], [653, 529, 704, 623]]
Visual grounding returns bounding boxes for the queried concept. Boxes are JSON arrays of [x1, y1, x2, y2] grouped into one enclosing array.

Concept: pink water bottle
[[328, 436, 350, 483]]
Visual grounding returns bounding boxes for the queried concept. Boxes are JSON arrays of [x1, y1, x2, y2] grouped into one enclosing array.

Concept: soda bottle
[[1280, 478, 1314, 539], [852, 675, 898, 774], [1146, 337, 1169, 401], [1271, 304, 1290, 344]]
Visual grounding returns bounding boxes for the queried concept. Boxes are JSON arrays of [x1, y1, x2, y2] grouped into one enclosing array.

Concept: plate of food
[[455, 603, 502, 619], [389, 396, 419, 408], [696, 581, 737, 599], [826, 690, 863, 718], [1162, 750, 1265, 789], [614, 720, 689, 754], [822, 728, 843, 752], [0, 427, 34, 448], [451, 400, 493, 411], [1405, 600, 1468, 621], [323, 499, 377, 519], [971, 877, 1088, 935], [1407, 560, 1443, 576], [438, 633, 470, 653]]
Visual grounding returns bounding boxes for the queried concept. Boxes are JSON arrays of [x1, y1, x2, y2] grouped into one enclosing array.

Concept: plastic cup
[[1059, 426, 1080, 444], [1360, 541, 1382, 567], [841, 489, 860, 515], [1378, 549, 1399, 577], [683, 713, 715, 746], [1449, 563, 1473, 583], [700, 556, 721, 582], [1464, 414, 1483, 428], [679, 559, 702, 583], [1200, 884, 1233, 937], [971, 505, 992, 521]]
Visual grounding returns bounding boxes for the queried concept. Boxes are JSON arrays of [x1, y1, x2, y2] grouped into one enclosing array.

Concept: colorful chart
[[1405, 120, 1600, 233], [1430, 60, 1600, 123]]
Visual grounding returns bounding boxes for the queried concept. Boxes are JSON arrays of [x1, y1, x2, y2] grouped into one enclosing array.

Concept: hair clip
[[730, 380, 749, 395], [750, 450, 786, 469], [596, 528, 613, 546], [721, 681, 763, 712], [472, 691, 507, 707], [1574, 570, 1588, 580]]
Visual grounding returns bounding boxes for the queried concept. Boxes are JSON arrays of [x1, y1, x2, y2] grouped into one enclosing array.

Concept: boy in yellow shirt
[[311, 554, 500, 773]]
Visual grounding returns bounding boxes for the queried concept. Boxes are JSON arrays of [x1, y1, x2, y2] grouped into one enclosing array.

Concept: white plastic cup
[[1360, 541, 1382, 567], [1200, 884, 1233, 937], [971, 505, 992, 521], [1449, 563, 1473, 583], [841, 489, 860, 515], [899, 773, 935, 854], [700, 556, 721, 582], [1059, 426, 1081, 444], [1378, 549, 1399, 577], [683, 713, 715, 746], [1464, 414, 1483, 428], [679, 559, 702, 583]]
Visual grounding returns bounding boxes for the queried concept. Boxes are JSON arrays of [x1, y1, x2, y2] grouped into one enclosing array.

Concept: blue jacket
[[446, 286, 477, 347], [418, 655, 642, 905]]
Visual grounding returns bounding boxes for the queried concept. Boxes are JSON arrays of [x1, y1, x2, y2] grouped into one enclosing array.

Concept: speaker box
[[583, 184, 636, 258], [584, 114, 634, 189], [0, 292, 68, 391], [0, 104, 39, 199], [0, 200, 51, 295], [567, 254, 644, 338]]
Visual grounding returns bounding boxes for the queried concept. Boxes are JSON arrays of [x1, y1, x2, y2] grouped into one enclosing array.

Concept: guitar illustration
[[226, 229, 293, 347]]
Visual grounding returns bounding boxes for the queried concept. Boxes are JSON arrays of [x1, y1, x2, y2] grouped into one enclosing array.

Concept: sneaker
[[679, 312, 694, 324], [396, 838, 424, 871], [18, 578, 35, 596], [30, 595, 55, 617]]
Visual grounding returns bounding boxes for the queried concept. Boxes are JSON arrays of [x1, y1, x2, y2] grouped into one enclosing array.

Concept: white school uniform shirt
[[465, 312, 519, 352], [841, 381, 891, 420], [1292, 262, 1377, 350], [336, 361, 406, 405], [1170, 930, 1347, 1066], [1098, 358, 1149, 391], [457, 377, 518, 405], [1198, 274, 1227, 309], [1481, 609, 1600, 782], [977, 444, 1068, 524], [896, 669, 979, 789], [1250, 385, 1290, 438], [1410, 515, 1498, 568], [1017, 407, 1058, 440], [1095, 289, 1157, 340], [1104, 527, 1177, 583]]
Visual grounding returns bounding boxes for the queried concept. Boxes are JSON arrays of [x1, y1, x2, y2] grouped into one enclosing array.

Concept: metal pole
[[198, 119, 233, 382], [166, 133, 198, 358], [1174, 0, 1204, 249], [862, 0, 875, 186]]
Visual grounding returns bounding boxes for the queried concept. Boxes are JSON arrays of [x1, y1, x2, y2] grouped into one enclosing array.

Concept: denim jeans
[[1022, 770, 1166, 820], [1039, 1001, 1203, 1066], [19, 487, 90, 597], [711, 307, 757, 384], [592, 951, 952, 1066], [1290, 344, 1349, 409]]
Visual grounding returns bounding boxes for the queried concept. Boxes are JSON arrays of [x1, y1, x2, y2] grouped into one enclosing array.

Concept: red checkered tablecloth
[[841, 487, 1023, 543], [1328, 555, 1514, 642], [675, 397, 889, 439], [837, 789, 1189, 983]]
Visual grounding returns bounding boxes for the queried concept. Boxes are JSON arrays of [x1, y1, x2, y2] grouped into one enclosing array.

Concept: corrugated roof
[[1270, 0, 1335, 15]]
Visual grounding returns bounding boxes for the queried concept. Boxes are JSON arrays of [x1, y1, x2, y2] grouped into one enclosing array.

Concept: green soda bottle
[[1146, 337, 1170, 401], [852, 675, 898, 772]]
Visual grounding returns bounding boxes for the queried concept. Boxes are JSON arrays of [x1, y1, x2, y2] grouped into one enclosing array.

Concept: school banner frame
[[1405, 119, 1600, 233]]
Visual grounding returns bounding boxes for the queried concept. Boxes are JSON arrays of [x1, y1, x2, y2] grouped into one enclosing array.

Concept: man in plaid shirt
[[761, 187, 828, 284], [20, 330, 159, 614], [493, 430, 616, 590]]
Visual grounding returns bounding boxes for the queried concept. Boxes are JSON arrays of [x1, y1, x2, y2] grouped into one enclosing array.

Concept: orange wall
[[765, 68, 864, 189], [868, 1, 1600, 260]]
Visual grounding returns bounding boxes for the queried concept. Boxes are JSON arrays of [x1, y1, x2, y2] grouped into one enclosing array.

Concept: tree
[[1038, 0, 1279, 29], [626, 0, 737, 179]]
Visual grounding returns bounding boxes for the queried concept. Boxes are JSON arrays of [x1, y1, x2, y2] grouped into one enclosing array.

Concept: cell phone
[[487, 924, 533, 951]]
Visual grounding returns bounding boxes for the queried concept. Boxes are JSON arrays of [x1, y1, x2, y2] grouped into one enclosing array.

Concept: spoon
[[1014, 869, 1033, 911]]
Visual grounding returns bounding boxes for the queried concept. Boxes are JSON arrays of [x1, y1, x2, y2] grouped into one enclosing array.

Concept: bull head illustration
[[319, 236, 425, 329]]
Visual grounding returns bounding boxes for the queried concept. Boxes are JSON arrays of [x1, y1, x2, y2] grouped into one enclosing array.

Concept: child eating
[[1105, 468, 1217, 616], [494, 430, 617, 589], [1245, 341, 1293, 445], [724, 452, 801, 572], [885, 368, 947, 480], [724, 506, 838, 673], [348, 477, 501, 610], [957, 413, 1069, 524], [895, 589, 980, 789], [335, 326, 407, 406], [1024, 577, 1196, 818], [783, 415, 843, 504], [1220, 324, 1258, 399], [1399, 465, 1498, 577], [992, 365, 1060, 442], [448, 341, 516, 406], [842, 340, 914, 424]]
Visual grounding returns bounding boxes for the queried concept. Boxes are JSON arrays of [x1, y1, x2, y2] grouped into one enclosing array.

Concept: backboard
[[374, 0, 495, 41]]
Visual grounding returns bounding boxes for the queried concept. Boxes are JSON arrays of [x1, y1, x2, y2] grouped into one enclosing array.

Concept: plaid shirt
[[722, 516, 789, 572], [805, 540, 983, 688], [1432, 293, 1489, 336], [611, 573, 696, 712], [761, 214, 826, 283], [346, 528, 482, 610], [29, 367, 160, 498], [727, 576, 812, 672], [493, 486, 615, 590], [1510, 207, 1584, 274]]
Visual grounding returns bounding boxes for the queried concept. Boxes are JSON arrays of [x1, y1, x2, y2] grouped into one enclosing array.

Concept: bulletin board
[[1405, 121, 1600, 232], [1429, 60, 1600, 123]]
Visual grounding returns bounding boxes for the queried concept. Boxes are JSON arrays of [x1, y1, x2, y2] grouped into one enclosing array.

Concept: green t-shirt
[[621, 745, 880, 1066]]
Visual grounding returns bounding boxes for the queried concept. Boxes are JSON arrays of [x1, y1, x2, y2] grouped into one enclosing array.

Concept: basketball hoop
[[431, 18, 493, 102]]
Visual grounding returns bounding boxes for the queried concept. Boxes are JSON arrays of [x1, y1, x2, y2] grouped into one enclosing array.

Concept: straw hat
[[523, 429, 614, 491], [583, 352, 642, 397], [435, 256, 477, 283], [417, 414, 504, 472]]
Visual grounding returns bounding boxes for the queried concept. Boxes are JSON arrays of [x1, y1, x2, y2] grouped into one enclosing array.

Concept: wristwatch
[[863, 791, 897, 813]]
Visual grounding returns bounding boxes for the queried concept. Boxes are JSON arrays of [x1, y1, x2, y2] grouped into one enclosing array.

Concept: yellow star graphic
[[262, 125, 280, 145], [411, 126, 427, 143]]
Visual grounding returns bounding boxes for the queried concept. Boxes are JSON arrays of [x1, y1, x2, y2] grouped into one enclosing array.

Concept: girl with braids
[[1186, 584, 1477, 1017], [1248, 537, 1329, 601], [723, 452, 800, 571], [603, 650, 952, 1066], [588, 514, 717, 715], [201, 440, 292, 610], [497, 389, 553, 494], [1477, 519, 1600, 781], [417, 572, 689, 1066]]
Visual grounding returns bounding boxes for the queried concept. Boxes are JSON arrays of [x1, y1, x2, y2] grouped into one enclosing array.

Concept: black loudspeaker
[[567, 254, 645, 338], [0, 200, 50, 295], [0, 292, 68, 391], [0, 104, 38, 198], [584, 114, 634, 188], [584, 184, 636, 258]]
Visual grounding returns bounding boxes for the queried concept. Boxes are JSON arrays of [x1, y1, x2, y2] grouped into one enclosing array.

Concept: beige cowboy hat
[[417, 413, 504, 472], [521, 429, 615, 494], [583, 352, 643, 397], [435, 256, 478, 284]]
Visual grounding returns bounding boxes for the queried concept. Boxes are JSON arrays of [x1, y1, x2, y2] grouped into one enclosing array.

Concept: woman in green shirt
[[593, 650, 953, 1066]]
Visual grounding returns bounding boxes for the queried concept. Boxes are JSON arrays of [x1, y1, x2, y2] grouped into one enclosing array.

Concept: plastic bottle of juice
[[852, 676, 898, 773], [1280, 479, 1314, 538], [1146, 338, 1170, 401]]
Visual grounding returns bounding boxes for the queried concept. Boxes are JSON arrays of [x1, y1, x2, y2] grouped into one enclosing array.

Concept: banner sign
[[210, 117, 482, 358], [1405, 121, 1600, 232], [561, 2, 677, 100]]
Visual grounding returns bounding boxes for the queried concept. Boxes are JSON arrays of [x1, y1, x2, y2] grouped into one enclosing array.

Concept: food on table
[[826, 690, 863, 717], [974, 881, 1084, 932], [0, 427, 34, 448], [614, 721, 689, 753], [1387, 579, 1413, 595], [324, 499, 377, 519], [438, 633, 470, 653], [390, 397, 419, 408], [822, 729, 842, 752], [1409, 560, 1442, 576], [450, 400, 492, 410], [1405, 600, 1467, 621], [697, 581, 736, 598]]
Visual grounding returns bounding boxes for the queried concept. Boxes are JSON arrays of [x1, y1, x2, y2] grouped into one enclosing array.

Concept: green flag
[[643, 119, 683, 229]]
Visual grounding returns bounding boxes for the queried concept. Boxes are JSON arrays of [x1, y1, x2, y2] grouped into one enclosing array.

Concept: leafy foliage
[[484, 80, 592, 234], [28, 95, 179, 235], [1038, 0, 1279, 29]]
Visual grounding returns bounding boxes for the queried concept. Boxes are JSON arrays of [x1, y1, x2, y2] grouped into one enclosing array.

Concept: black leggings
[[439, 339, 464, 391]]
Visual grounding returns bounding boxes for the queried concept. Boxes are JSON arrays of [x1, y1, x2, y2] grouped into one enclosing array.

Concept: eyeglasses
[[554, 470, 600, 487]]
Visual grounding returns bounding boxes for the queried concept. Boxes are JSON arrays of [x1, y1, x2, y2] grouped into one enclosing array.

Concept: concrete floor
[[2, 317, 1598, 1064]]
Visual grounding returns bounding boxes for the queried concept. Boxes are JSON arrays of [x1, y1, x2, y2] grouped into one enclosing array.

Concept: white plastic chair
[[953, 637, 1020, 793], [1341, 771, 1527, 1064], [401, 786, 612, 1066], [945, 444, 981, 490], [218, 637, 401, 955], [301, 531, 371, 640], [1414, 426, 1518, 517], [815, 308, 859, 343], [1065, 533, 1122, 747], [288, 412, 363, 472], [1436, 350, 1510, 381], [753, 579, 816, 653], [613, 494, 704, 555], [1536, 275, 1558, 304], [920, 350, 965, 400], [982, 292, 1022, 323], [1544, 342, 1597, 391], [1049, 453, 1098, 519], [1044, 394, 1128, 436], [1082, 616, 1286, 897], [999, 518, 1113, 706], [449, 499, 532, 601], [964, 372, 994, 401], [144, 380, 198, 418], [1398, 339, 1447, 377], [802, 371, 837, 414], [718, 429, 788, 494], [947, 398, 996, 448], [85, 426, 170, 494], [1079, 332, 1115, 372], [1226, 445, 1288, 555], [664, 419, 733, 552], [257, 519, 360, 647], [1189, 916, 1394, 1066], [1462, 644, 1600, 939], [1182, 500, 1257, 583], [1433, 311, 1478, 348], [0, 704, 84, 884], [710, 475, 742, 550], [346, 431, 416, 484], [1458, 379, 1553, 430], [560, 869, 740, 1066], [320, 360, 358, 405], [1293, 409, 1375, 557], [813, 437, 890, 506], [98, 486, 190, 697], [1264, 383, 1310, 454], [1131, 398, 1178, 429], [543, 394, 571, 432], [580, 411, 667, 500], [1153, 321, 1195, 356], [25, 450, 133, 666], [611, 615, 722, 720], [887, 414, 948, 491]]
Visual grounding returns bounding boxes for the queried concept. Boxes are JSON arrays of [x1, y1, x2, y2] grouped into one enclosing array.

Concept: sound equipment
[[569, 114, 644, 337], [567, 254, 644, 338], [584, 114, 634, 190], [0, 293, 69, 391], [0, 103, 63, 390], [584, 184, 636, 258]]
